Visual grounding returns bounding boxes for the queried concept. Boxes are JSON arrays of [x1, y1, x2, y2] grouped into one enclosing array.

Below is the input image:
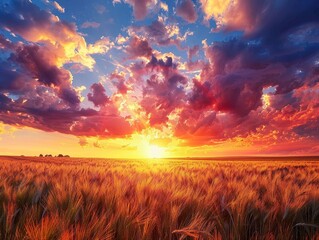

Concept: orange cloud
[[200, 0, 232, 24], [199, 0, 260, 33], [0, 2, 109, 70], [53, 1, 65, 13]]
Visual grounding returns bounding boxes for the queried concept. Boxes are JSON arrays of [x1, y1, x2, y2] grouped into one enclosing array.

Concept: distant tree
[[39, 154, 43, 157], [58, 154, 64, 157], [65, 155, 70, 158]]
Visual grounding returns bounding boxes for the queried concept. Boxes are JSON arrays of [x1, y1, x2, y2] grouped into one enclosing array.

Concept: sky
[[0, 0, 319, 158]]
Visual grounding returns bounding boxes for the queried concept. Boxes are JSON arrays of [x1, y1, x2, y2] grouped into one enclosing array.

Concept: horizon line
[[1, 155, 319, 160]]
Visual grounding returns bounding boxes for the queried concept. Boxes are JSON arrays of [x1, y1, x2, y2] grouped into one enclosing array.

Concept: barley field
[[0, 156, 319, 240]]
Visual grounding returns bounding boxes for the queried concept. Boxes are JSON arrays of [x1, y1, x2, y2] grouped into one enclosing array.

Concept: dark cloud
[[248, 0, 319, 44], [0, 94, 12, 111], [0, 63, 27, 93], [176, 0, 319, 145], [126, 36, 153, 59], [176, 0, 197, 23], [7, 44, 81, 107], [0, 91, 132, 138], [58, 87, 80, 107], [0, 0, 76, 42], [190, 34, 319, 116], [189, 80, 214, 110], [148, 55, 174, 68], [87, 83, 109, 107], [10, 45, 66, 87], [0, 0, 97, 70], [141, 57, 187, 126], [0, 94, 98, 134], [293, 120, 319, 139], [207, 0, 319, 43], [147, 55, 176, 77], [0, 0, 58, 35], [0, 0, 133, 139]]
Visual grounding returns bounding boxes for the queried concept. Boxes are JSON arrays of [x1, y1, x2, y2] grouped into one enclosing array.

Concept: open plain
[[0, 156, 318, 239]]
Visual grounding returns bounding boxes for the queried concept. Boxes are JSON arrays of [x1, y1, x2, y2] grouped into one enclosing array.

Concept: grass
[[0, 156, 319, 239]]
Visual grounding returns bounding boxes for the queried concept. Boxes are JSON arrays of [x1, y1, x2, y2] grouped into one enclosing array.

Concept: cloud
[[172, 0, 319, 147], [81, 21, 101, 29], [118, 0, 170, 20], [3, 41, 81, 107], [52, 1, 65, 13], [88, 37, 114, 54], [0, 60, 28, 93], [0, 84, 133, 138], [95, 4, 106, 14], [110, 73, 130, 94], [10, 44, 70, 87], [188, 45, 199, 59], [124, 0, 158, 20], [0, 1, 133, 139], [200, 0, 232, 23], [200, 0, 319, 39], [175, 41, 319, 146], [116, 34, 129, 45], [129, 19, 190, 47], [70, 112, 133, 137], [112, 28, 318, 148], [93, 141, 102, 148], [0, 0, 106, 70], [87, 83, 109, 107], [0, 0, 318, 154], [78, 137, 88, 147], [126, 36, 153, 59], [140, 56, 187, 126], [0, 35, 15, 50], [176, 0, 198, 23], [187, 37, 319, 117], [293, 120, 319, 139], [160, 2, 168, 12]]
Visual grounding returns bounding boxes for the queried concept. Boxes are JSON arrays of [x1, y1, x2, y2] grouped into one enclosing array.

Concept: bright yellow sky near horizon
[[0, 123, 269, 158]]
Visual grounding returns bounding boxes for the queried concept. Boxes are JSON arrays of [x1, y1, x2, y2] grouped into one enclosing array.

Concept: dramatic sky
[[0, 0, 319, 158]]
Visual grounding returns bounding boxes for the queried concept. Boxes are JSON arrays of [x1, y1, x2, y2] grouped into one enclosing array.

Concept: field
[[0, 156, 319, 240]]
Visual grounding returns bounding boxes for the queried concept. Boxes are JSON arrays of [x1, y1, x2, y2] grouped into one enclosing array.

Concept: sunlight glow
[[146, 145, 166, 159], [262, 94, 270, 109]]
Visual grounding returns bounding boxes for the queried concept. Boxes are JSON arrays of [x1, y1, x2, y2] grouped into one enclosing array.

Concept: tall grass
[[0, 156, 318, 239]]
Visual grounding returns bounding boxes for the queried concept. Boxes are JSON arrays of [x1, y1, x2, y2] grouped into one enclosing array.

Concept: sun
[[146, 145, 166, 159]]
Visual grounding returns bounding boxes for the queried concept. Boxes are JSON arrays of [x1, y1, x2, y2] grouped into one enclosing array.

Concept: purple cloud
[[176, 0, 198, 23], [87, 83, 109, 107]]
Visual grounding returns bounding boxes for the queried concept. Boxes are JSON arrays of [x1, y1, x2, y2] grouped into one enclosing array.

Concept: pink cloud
[[126, 36, 153, 59], [124, 0, 157, 20], [81, 21, 101, 29], [176, 0, 198, 23]]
